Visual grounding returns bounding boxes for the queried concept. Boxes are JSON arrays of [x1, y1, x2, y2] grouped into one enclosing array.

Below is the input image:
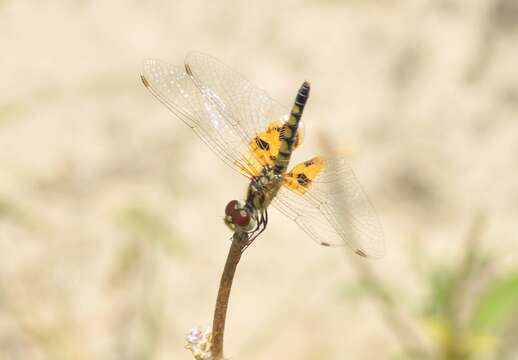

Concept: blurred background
[[1, 0, 518, 359]]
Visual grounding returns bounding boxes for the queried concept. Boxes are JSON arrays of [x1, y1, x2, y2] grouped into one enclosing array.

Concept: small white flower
[[185, 326, 213, 360]]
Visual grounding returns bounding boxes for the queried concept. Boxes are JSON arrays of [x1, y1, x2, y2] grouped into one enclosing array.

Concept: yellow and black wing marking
[[247, 119, 305, 169], [273, 156, 384, 259], [283, 156, 325, 194], [141, 52, 290, 178]]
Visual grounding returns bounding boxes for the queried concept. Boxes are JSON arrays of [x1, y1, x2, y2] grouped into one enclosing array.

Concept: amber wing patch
[[283, 156, 326, 194], [249, 119, 305, 164], [249, 120, 283, 166], [237, 119, 305, 177], [234, 120, 282, 177]]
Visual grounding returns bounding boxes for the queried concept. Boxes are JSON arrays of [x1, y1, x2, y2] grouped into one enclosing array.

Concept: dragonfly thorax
[[246, 165, 283, 210]]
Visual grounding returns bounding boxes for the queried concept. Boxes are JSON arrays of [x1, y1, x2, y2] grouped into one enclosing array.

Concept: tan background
[[1, 0, 517, 359]]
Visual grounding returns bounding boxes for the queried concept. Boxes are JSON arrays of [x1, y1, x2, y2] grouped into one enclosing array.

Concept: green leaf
[[422, 265, 454, 318], [469, 273, 518, 333]]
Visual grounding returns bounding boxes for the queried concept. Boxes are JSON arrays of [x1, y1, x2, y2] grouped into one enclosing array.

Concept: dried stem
[[211, 231, 247, 360]]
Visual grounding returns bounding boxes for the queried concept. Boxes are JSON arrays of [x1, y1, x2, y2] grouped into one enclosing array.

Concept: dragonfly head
[[224, 200, 256, 232]]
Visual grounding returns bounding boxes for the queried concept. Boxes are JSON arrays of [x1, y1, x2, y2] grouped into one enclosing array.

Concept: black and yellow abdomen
[[273, 81, 310, 174], [245, 81, 311, 212]]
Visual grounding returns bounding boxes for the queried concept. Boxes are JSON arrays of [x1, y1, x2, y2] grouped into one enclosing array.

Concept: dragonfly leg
[[241, 209, 268, 252]]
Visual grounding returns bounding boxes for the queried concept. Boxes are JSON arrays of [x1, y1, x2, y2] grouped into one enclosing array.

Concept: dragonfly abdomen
[[274, 81, 310, 174]]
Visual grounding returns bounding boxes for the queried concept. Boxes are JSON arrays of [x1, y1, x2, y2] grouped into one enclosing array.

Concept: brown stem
[[211, 232, 247, 360]]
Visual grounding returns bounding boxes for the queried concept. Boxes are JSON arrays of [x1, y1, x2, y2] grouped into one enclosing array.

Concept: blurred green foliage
[[116, 204, 185, 256], [0, 194, 48, 232], [109, 204, 175, 359], [111, 203, 185, 286], [343, 213, 518, 360], [469, 274, 518, 334]]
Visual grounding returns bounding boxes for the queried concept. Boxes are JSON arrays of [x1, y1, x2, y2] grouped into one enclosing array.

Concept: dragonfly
[[140, 52, 384, 258]]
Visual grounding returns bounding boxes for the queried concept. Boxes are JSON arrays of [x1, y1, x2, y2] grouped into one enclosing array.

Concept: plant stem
[[211, 231, 247, 360]]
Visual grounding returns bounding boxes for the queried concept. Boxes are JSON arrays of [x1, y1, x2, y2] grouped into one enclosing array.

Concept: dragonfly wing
[[272, 156, 385, 258], [184, 52, 290, 144], [142, 59, 257, 176]]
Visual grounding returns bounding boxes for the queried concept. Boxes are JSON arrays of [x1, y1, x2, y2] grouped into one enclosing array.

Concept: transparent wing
[[184, 52, 289, 144], [272, 157, 385, 258], [141, 53, 290, 177]]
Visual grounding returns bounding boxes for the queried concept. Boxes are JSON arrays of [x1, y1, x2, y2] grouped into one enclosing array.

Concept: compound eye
[[232, 209, 251, 227], [225, 200, 240, 217]]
